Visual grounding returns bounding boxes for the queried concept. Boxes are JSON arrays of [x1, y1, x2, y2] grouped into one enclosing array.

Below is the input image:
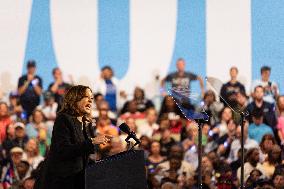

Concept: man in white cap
[[13, 122, 28, 150], [1, 147, 31, 188]]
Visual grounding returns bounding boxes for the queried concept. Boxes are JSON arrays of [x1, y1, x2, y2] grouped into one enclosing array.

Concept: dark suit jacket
[[34, 113, 97, 189], [246, 101, 277, 129]]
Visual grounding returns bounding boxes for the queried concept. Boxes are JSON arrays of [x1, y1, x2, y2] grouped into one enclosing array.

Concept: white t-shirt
[[251, 80, 279, 103]]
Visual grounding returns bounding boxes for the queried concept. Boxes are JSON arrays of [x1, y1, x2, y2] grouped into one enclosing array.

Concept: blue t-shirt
[[104, 79, 117, 111], [248, 123, 274, 143], [25, 123, 38, 139]]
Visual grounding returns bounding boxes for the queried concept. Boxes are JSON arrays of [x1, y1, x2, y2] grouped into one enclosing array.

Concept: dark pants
[[47, 170, 85, 189]]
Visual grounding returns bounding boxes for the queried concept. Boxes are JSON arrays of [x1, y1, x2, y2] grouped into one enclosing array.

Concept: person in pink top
[[276, 96, 284, 144], [0, 102, 12, 144]]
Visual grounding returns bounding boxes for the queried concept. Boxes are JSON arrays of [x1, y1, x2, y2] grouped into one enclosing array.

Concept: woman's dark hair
[[101, 66, 114, 76], [0, 101, 9, 116], [267, 145, 282, 165], [218, 106, 232, 121], [52, 67, 60, 75], [260, 134, 276, 151], [203, 90, 216, 102], [245, 148, 259, 162], [149, 140, 161, 155], [58, 85, 92, 116], [134, 87, 145, 99], [158, 95, 183, 120], [31, 109, 46, 123]]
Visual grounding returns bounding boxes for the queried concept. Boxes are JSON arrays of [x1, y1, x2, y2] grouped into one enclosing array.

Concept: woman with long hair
[[34, 85, 112, 189], [259, 134, 277, 162], [259, 144, 282, 179], [146, 141, 166, 172], [23, 138, 44, 170]]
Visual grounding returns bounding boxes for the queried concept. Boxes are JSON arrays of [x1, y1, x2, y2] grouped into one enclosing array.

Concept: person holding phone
[[17, 60, 43, 119]]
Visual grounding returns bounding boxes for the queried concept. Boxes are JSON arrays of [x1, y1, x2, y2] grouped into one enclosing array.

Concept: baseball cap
[[10, 147, 24, 154], [43, 91, 55, 100], [14, 122, 25, 129], [27, 60, 36, 68]]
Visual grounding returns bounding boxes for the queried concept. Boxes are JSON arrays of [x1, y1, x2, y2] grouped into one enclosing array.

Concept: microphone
[[119, 123, 141, 145]]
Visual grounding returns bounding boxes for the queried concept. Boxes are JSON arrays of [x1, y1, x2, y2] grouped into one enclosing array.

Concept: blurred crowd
[[0, 58, 283, 189]]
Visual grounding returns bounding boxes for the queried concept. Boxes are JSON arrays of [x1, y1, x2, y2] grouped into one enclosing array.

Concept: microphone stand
[[195, 112, 208, 189], [240, 111, 248, 189]]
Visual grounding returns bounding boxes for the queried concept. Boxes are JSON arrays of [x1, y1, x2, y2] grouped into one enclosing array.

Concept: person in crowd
[[259, 134, 277, 162], [183, 124, 200, 170], [137, 108, 159, 138], [161, 58, 204, 97], [48, 67, 72, 110], [0, 102, 12, 144], [96, 117, 118, 137], [246, 85, 277, 129], [161, 182, 178, 189], [94, 93, 104, 108], [1, 147, 32, 189], [146, 141, 166, 173], [276, 95, 284, 144], [17, 60, 42, 119], [251, 66, 279, 104], [37, 127, 50, 157], [201, 155, 214, 175], [245, 169, 263, 189], [234, 91, 249, 124], [272, 171, 284, 189], [259, 144, 282, 179], [158, 144, 195, 179], [108, 137, 125, 156], [25, 110, 50, 142], [159, 95, 183, 120], [93, 100, 116, 124], [212, 107, 233, 138], [237, 148, 262, 183], [37, 91, 58, 123], [8, 91, 23, 122], [121, 87, 154, 114], [95, 66, 120, 112], [22, 138, 44, 170], [96, 117, 118, 153], [215, 162, 236, 189], [159, 126, 176, 157], [230, 148, 247, 177], [158, 96, 184, 134], [216, 119, 237, 159], [139, 135, 151, 158], [13, 122, 29, 150], [220, 66, 246, 107], [248, 109, 274, 144], [2, 124, 16, 160], [23, 176, 36, 189], [228, 123, 259, 163], [34, 85, 112, 189], [196, 90, 223, 126], [236, 91, 249, 110], [118, 100, 145, 124], [160, 155, 182, 185]]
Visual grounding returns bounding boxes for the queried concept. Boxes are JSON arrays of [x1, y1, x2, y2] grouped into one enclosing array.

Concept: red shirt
[[0, 116, 12, 143]]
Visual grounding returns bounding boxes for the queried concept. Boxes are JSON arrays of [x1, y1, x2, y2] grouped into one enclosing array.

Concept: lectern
[[85, 150, 148, 189]]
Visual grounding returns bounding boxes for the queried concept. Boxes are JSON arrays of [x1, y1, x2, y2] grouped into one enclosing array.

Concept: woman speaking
[[35, 85, 112, 189]]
